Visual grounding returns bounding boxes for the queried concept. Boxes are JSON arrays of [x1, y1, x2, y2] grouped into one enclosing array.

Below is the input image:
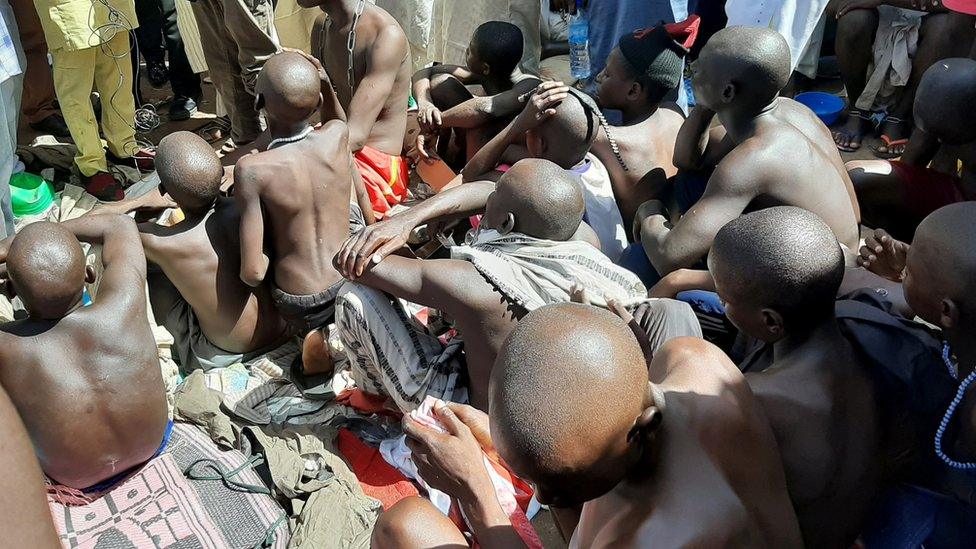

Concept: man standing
[[191, 0, 279, 151], [133, 0, 202, 119], [34, 0, 152, 201], [0, 0, 22, 238], [9, 0, 67, 136]]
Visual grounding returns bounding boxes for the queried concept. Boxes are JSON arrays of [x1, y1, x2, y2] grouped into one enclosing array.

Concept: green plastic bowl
[[10, 172, 55, 217]]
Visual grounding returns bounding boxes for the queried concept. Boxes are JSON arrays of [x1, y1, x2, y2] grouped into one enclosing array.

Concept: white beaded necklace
[[267, 126, 313, 150]]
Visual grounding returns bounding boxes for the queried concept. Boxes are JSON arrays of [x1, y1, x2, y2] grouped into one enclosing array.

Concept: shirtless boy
[[97, 132, 289, 372], [303, 0, 412, 219], [641, 26, 861, 276], [413, 21, 542, 162], [710, 207, 883, 548], [333, 159, 670, 411], [463, 83, 629, 260], [373, 306, 801, 548], [592, 17, 698, 229], [0, 384, 58, 547], [847, 58, 976, 240], [235, 53, 359, 357], [0, 219, 168, 489]]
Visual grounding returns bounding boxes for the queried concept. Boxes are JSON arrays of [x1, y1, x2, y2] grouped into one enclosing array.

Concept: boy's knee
[[371, 497, 466, 548], [835, 8, 878, 38], [429, 74, 470, 107], [921, 12, 975, 44]]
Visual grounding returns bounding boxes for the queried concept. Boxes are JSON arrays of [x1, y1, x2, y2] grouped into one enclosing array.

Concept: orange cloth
[[354, 145, 409, 220], [337, 429, 419, 510]]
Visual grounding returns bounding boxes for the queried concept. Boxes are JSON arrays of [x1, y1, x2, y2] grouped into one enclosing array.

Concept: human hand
[[836, 0, 882, 18], [282, 47, 331, 86], [514, 81, 571, 132], [416, 130, 441, 162], [335, 215, 415, 279], [403, 400, 493, 498], [858, 228, 910, 282], [571, 283, 654, 365], [648, 271, 683, 299], [417, 102, 443, 134], [135, 187, 178, 211]]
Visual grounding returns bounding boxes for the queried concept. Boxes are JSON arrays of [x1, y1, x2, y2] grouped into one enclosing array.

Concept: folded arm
[[58, 214, 148, 307], [439, 79, 539, 129], [641, 161, 754, 275]]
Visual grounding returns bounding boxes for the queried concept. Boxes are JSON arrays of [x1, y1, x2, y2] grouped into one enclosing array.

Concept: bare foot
[[302, 329, 335, 377]]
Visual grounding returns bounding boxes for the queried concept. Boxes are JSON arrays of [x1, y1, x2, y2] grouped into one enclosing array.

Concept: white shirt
[[571, 153, 628, 262]]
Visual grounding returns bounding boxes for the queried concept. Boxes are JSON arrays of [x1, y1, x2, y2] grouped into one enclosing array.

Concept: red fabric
[[337, 429, 419, 510], [336, 388, 402, 418], [354, 145, 409, 220], [890, 160, 967, 219], [945, 0, 976, 15], [633, 14, 701, 50]]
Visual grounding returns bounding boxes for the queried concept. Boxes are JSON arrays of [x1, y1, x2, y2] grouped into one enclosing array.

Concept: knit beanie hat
[[618, 15, 701, 90]]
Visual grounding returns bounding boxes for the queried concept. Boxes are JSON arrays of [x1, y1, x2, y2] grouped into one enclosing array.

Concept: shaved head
[[489, 303, 648, 506], [529, 91, 600, 169], [710, 207, 843, 337], [255, 52, 322, 122], [484, 159, 584, 241], [904, 203, 976, 345], [915, 58, 976, 145], [694, 26, 790, 113], [156, 132, 222, 214], [7, 222, 87, 320]]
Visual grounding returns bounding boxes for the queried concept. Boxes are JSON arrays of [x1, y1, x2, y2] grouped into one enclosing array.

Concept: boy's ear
[[499, 212, 516, 234]]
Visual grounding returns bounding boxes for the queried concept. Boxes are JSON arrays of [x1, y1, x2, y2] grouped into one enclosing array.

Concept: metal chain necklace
[[346, 0, 368, 98]]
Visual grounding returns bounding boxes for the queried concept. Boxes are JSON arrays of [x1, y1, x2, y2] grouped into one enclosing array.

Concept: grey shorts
[[271, 280, 344, 336]]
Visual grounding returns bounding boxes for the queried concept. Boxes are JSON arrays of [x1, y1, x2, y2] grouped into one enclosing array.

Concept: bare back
[[144, 199, 288, 354], [593, 107, 685, 228], [725, 99, 860, 250], [237, 122, 353, 296], [747, 338, 883, 548], [0, 297, 167, 489], [571, 340, 802, 548], [314, 4, 411, 156]]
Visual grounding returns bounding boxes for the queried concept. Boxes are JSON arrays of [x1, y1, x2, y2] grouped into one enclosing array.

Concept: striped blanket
[[47, 423, 289, 549]]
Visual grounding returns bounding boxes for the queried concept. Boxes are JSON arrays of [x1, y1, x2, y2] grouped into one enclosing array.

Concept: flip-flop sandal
[[873, 116, 910, 159], [874, 134, 910, 160], [833, 109, 872, 153], [288, 354, 335, 401]]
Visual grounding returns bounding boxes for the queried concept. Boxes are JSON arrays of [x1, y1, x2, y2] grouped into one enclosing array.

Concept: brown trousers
[[191, 0, 279, 144], [9, 0, 58, 124]]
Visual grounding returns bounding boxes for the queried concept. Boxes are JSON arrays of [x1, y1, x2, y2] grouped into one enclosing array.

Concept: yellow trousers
[[51, 31, 138, 177]]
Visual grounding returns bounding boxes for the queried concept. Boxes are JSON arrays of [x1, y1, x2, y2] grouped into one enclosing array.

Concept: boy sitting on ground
[[847, 58, 976, 240], [333, 159, 697, 411], [591, 16, 699, 230], [413, 21, 542, 164], [0, 219, 169, 490], [643, 26, 861, 277], [710, 206, 885, 548], [373, 306, 802, 547], [234, 52, 365, 389], [462, 82, 628, 260], [95, 132, 290, 373]]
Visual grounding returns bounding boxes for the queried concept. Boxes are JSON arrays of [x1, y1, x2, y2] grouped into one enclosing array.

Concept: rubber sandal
[[288, 354, 334, 401], [874, 134, 910, 160], [833, 109, 872, 153]]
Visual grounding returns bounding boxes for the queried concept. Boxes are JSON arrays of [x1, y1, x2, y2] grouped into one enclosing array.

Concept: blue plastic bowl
[[794, 92, 845, 125]]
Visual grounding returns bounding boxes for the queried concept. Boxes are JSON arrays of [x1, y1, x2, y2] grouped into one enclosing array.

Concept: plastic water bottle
[[569, 0, 590, 80]]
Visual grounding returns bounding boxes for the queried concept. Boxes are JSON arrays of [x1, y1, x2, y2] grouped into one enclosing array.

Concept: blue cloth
[[862, 485, 976, 548], [618, 242, 662, 288], [82, 420, 175, 493], [672, 170, 709, 213]]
